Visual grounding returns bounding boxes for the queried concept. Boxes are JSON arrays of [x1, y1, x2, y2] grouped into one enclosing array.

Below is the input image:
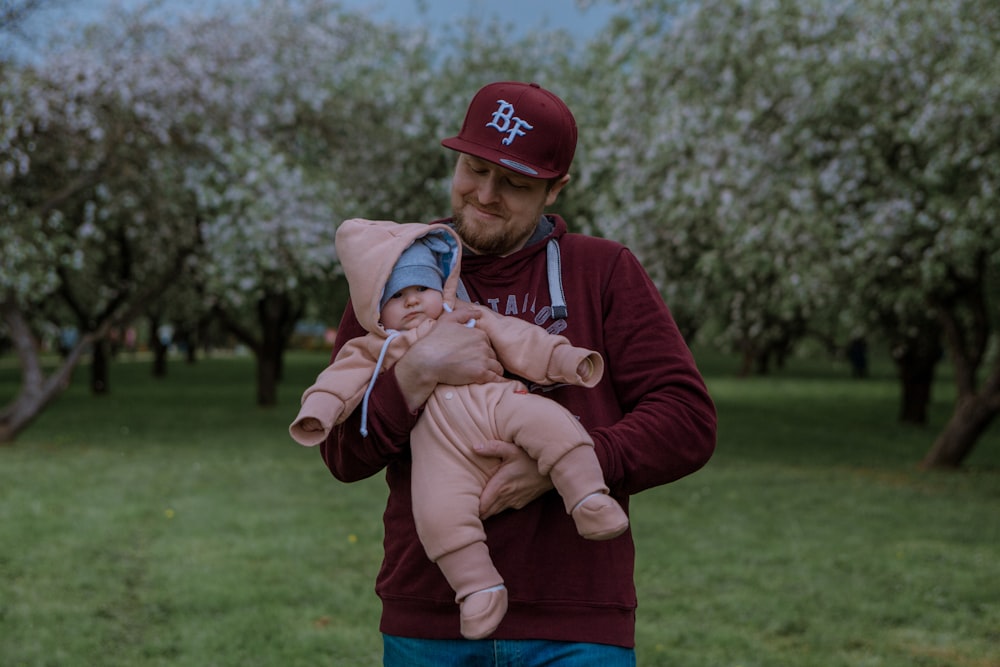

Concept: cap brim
[[441, 136, 561, 180]]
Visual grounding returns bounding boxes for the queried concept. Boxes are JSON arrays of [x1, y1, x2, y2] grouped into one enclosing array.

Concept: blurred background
[[2, 3, 999, 666], [2, 0, 998, 466]]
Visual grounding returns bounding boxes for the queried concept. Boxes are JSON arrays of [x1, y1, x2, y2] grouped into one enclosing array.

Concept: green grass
[[1, 350, 997, 666]]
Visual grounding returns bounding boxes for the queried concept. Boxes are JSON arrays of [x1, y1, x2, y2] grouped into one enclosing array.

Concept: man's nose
[[477, 173, 500, 204]]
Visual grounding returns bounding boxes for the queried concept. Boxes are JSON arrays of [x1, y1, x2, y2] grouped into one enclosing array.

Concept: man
[[321, 81, 717, 666]]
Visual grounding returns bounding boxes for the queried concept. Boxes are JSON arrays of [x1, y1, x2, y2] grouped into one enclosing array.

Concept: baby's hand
[[299, 417, 324, 433], [577, 358, 594, 380]]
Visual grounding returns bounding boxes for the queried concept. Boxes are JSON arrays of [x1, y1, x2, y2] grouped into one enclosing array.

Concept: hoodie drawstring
[[456, 240, 567, 320], [546, 240, 567, 320]]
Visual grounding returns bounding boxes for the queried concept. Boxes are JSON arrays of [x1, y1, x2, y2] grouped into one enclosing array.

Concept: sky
[[9, 0, 619, 60]]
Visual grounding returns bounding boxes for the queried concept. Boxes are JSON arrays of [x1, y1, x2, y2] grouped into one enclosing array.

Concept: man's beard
[[452, 209, 514, 256]]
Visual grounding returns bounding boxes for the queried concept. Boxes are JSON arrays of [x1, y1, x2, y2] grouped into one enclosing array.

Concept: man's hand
[[395, 304, 505, 411], [476, 440, 554, 519]]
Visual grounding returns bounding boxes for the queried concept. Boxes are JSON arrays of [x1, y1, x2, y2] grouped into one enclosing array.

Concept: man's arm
[[588, 249, 717, 494], [478, 245, 716, 508]]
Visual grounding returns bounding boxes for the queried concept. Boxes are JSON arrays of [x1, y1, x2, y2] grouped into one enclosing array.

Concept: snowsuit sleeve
[[474, 308, 604, 388], [290, 329, 418, 448], [288, 337, 380, 447]]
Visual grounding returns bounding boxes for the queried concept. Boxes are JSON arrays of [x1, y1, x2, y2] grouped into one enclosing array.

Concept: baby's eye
[[390, 291, 403, 300]]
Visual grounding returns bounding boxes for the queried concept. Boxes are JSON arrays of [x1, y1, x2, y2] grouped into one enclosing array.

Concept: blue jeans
[[382, 635, 636, 667]]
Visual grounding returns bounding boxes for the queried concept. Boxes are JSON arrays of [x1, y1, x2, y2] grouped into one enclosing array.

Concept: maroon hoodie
[[321, 215, 717, 647]]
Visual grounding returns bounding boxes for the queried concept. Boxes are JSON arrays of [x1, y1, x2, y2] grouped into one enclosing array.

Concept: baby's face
[[380, 285, 444, 330]]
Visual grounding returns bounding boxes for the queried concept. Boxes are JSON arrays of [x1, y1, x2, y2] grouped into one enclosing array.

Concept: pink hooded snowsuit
[[290, 218, 627, 638]]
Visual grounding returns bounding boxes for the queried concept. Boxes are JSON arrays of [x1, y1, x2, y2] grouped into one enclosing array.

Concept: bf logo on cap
[[486, 99, 534, 146]]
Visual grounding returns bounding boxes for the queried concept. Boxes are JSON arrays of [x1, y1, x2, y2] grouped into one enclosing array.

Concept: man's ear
[[545, 174, 571, 206]]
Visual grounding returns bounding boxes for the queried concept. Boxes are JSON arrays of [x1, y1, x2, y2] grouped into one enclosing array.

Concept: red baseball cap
[[442, 81, 577, 179]]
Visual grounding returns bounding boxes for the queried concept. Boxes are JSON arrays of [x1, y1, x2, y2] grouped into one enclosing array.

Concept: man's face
[[450, 154, 569, 256]]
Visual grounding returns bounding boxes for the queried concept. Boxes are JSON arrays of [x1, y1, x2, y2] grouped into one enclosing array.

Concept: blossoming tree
[[584, 0, 999, 466], [1, 29, 201, 440]]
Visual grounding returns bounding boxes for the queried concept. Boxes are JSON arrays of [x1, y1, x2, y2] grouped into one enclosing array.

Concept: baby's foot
[[459, 585, 508, 640], [571, 493, 629, 540]]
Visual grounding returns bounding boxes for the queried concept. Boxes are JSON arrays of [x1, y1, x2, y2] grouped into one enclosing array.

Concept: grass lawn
[[1, 349, 997, 666]]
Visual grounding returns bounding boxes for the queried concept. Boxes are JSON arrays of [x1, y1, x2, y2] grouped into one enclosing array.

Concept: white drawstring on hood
[[359, 330, 400, 437]]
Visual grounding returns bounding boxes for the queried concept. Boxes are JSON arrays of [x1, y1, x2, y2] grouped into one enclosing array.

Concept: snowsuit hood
[[335, 218, 463, 337]]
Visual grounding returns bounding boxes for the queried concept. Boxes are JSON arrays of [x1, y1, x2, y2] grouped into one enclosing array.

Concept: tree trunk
[[254, 293, 300, 406], [149, 314, 168, 378], [898, 374, 932, 424], [921, 393, 999, 468], [197, 314, 215, 358], [737, 340, 756, 377], [256, 344, 281, 406], [214, 293, 302, 407], [90, 338, 110, 395], [924, 275, 997, 468], [2, 230, 196, 441], [846, 337, 869, 378], [0, 304, 88, 443], [171, 323, 198, 364], [892, 333, 943, 425], [755, 350, 771, 375]]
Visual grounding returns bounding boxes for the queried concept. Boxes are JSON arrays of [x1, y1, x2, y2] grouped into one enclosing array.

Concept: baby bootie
[[460, 585, 508, 640], [571, 493, 629, 541]]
